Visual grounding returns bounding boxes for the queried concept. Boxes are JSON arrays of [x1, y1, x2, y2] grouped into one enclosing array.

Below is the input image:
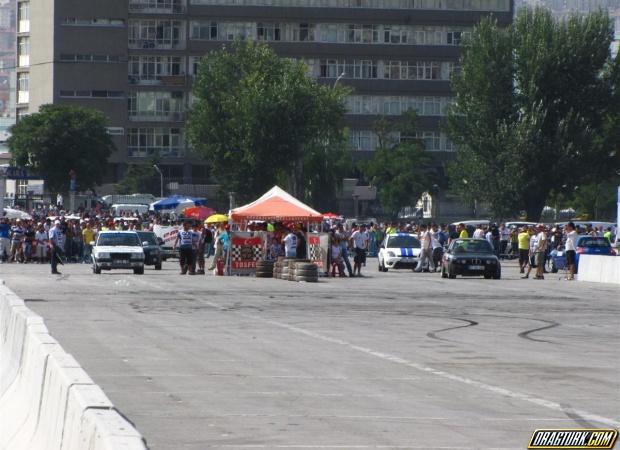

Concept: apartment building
[[17, 0, 513, 186]]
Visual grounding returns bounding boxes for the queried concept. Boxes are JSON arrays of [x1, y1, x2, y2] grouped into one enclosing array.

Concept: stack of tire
[[273, 257, 287, 279], [256, 260, 274, 278], [292, 261, 319, 283]]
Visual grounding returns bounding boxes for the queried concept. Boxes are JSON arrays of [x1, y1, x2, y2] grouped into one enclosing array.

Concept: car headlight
[[97, 252, 110, 259], [387, 251, 395, 257], [131, 253, 143, 260]]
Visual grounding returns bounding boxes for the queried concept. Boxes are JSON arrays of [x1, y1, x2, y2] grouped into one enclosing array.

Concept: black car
[[441, 238, 501, 279], [136, 231, 163, 270]]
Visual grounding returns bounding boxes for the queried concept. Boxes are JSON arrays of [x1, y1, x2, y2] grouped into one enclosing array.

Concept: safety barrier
[[0, 282, 148, 450], [578, 255, 620, 285]]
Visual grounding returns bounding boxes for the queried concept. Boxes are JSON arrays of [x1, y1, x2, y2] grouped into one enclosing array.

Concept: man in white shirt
[[350, 224, 369, 276], [564, 222, 578, 280], [283, 229, 298, 258], [415, 224, 435, 272], [533, 224, 548, 279], [473, 225, 485, 239]]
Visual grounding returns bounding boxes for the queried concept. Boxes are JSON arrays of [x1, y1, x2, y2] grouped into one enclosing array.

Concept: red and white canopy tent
[[230, 186, 323, 225], [229, 186, 323, 262]]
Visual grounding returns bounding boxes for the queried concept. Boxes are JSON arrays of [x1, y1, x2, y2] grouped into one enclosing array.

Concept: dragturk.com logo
[[528, 429, 618, 449]]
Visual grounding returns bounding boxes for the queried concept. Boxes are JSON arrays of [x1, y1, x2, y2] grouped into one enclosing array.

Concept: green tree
[[187, 40, 349, 203], [447, 8, 620, 220], [8, 104, 115, 193], [362, 112, 434, 217]]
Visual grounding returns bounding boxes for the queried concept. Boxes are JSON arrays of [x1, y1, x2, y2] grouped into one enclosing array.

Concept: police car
[[378, 233, 422, 272], [91, 231, 145, 274]]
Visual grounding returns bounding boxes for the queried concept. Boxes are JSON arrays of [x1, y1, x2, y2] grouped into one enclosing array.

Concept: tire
[[154, 263, 162, 270], [448, 265, 456, 279], [551, 263, 558, 273], [93, 265, 101, 274], [294, 269, 318, 278], [484, 273, 492, 279], [441, 266, 448, 279], [296, 275, 318, 282], [255, 270, 273, 276], [133, 267, 144, 275], [295, 263, 317, 271], [493, 269, 501, 280], [256, 272, 273, 278], [257, 261, 274, 269]]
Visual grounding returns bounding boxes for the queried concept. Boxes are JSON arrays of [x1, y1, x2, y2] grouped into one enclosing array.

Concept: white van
[[111, 204, 149, 216]]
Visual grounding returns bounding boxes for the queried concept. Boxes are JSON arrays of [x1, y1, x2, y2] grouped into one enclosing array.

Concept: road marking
[[130, 277, 620, 429]]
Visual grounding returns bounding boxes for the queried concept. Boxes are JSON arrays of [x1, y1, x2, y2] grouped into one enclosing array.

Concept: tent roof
[[230, 186, 323, 223]]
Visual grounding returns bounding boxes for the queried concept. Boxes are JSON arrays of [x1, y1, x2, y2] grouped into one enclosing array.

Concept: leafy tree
[[187, 40, 349, 203], [447, 8, 620, 220], [362, 112, 434, 217], [8, 104, 115, 193]]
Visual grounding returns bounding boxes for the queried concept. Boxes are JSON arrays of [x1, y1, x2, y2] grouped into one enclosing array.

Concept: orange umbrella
[[183, 205, 216, 220]]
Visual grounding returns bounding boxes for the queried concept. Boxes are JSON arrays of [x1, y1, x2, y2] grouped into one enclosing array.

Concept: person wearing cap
[[48, 220, 65, 275]]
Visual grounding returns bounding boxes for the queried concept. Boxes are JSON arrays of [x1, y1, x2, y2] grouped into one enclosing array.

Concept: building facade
[[17, 0, 513, 187]]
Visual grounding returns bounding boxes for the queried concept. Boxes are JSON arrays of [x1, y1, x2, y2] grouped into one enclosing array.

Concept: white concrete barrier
[[0, 282, 148, 450], [578, 255, 620, 284]]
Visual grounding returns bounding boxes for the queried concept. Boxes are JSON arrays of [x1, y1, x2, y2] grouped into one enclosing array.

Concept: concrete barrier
[[578, 255, 620, 284], [0, 282, 148, 450]]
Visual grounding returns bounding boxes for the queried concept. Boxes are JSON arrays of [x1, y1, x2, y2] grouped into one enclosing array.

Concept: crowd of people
[[0, 204, 616, 280]]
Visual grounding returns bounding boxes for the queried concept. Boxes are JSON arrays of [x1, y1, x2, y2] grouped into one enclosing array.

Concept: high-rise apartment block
[[17, 0, 513, 186]]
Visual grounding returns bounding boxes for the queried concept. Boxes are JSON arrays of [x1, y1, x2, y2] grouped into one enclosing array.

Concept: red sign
[[308, 236, 320, 245], [232, 237, 262, 246]]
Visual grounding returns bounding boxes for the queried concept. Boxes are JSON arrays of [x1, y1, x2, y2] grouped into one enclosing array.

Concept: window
[[128, 91, 185, 121], [257, 22, 281, 41], [291, 23, 315, 42], [60, 54, 126, 63], [190, 21, 218, 40], [349, 130, 379, 151], [18, 73, 29, 104], [127, 128, 184, 157], [129, 20, 185, 49], [187, 0, 510, 11], [18, 37, 30, 68], [106, 127, 125, 136], [59, 90, 124, 98], [18, 2, 30, 33], [63, 18, 125, 27], [128, 56, 184, 83]]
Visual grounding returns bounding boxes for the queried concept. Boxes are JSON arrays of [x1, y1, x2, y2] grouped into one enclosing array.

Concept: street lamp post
[[153, 165, 163, 198], [333, 72, 346, 89]]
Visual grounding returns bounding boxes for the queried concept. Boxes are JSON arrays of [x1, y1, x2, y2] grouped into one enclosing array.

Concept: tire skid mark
[[517, 319, 560, 343], [426, 318, 479, 342]]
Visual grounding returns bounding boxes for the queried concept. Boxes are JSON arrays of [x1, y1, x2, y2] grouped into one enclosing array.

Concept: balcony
[[128, 74, 187, 86], [128, 39, 186, 50], [129, 1, 186, 14], [128, 112, 186, 122]]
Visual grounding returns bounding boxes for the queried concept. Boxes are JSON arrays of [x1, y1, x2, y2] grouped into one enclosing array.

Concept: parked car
[[441, 238, 501, 279], [136, 231, 163, 270], [574, 235, 616, 271], [91, 231, 145, 275], [378, 233, 421, 272]]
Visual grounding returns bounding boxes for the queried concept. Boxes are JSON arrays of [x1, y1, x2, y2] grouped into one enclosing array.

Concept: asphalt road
[[1, 259, 619, 450]]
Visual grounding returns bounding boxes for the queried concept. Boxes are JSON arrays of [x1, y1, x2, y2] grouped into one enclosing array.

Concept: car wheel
[[154, 263, 162, 270], [441, 266, 448, 279], [93, 265, 101, 274], [551, 263, 558, 273], [448, 264, 456, 279], [493, 268, 501, 280], [484, 273, 492, 279], [133, 267, 144, 275]]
